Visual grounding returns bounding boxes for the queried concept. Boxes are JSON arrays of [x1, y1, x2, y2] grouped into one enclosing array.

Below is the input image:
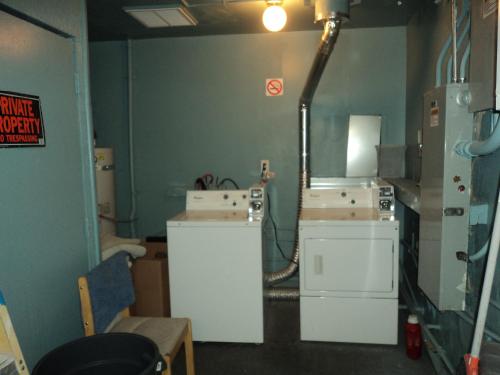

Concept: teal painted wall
[[1, 0, 83, 37], [0, 0, 97, 369], [405, 1, 500, 371], [90, 41, 132, 236], [405, 1, 450, 181], [91, 27, 406, 271]]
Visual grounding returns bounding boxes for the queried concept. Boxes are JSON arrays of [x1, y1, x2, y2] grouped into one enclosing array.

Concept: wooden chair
[[0, 291, 29, 375], [77, 252, 195, 375]]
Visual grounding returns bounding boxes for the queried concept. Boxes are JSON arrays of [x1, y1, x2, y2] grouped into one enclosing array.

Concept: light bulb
[[262, 5, 287, 32]]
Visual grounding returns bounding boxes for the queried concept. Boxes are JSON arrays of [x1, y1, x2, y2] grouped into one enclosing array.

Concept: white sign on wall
[[265, 78, 284, 97]]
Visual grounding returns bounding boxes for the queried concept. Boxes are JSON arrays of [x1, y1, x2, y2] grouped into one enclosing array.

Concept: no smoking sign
[[265, 78, 284, 97]]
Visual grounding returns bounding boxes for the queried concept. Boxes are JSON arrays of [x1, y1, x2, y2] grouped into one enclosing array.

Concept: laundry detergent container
[[32, 333, 165, 375]]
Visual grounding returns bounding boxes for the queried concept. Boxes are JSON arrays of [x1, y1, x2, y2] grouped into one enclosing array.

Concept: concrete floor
[[172, 300, 436, 375]]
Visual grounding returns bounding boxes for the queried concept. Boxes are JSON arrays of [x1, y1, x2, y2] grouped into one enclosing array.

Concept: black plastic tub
[[32, 333, 165, 375]]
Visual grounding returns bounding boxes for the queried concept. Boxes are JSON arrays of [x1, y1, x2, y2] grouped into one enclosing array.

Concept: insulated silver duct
[[263, 0, 348, 287], [263, 287, 300, 300], [315, 0, 349, 22]]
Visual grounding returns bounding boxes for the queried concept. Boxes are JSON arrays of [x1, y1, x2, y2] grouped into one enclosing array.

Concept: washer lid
[[168, 210, 262, 227]]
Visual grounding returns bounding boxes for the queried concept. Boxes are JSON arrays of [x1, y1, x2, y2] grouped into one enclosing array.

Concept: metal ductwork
[[263, 0, 349, 288], [264, 287, 300, 300], [315, 0, 349, 24]]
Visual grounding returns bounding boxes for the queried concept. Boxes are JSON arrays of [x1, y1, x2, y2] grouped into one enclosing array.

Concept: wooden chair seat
[[110, 316, 189, 356]]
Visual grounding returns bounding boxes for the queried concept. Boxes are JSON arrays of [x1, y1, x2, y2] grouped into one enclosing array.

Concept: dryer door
[[303, 238, 394, 294]]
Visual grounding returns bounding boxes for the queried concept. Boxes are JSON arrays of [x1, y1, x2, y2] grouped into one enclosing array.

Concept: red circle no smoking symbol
[[266, 79, 283, 96]]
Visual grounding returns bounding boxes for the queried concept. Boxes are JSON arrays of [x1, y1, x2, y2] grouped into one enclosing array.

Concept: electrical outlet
[[260, 160, 269, 176], [260, 159, 275, 180]]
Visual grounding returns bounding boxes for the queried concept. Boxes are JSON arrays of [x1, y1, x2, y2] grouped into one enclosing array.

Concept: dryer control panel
[[377, 183, 395, 215], [305, 178, 395, 218]]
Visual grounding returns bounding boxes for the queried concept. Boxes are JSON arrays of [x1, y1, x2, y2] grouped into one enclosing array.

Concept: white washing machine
[[300, 178, 399, 345], [167, 186, 266, 343]]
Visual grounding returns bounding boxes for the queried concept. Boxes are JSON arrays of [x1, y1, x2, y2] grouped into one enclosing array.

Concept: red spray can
[[405, 314, 422, 359]]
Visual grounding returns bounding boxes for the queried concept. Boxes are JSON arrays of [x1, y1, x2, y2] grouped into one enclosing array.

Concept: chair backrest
[[78, 251, 135, 335], [0, 291, 29, 375], [78, 276, 96, 336]]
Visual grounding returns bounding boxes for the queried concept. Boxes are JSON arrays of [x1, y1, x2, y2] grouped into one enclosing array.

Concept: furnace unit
[[418, 83, 473, 311]]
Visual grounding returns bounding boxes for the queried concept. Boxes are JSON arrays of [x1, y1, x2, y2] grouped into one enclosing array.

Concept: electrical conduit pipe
[[460, 41, 471, 80], [435, 0, 469, 87], [446, 13, 470, 83], [455, 115, 500, 158]]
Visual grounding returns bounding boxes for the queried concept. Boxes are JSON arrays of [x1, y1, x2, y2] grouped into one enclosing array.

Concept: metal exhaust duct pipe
[[315, 0, 349, 23], [264, 0, 348, 287]]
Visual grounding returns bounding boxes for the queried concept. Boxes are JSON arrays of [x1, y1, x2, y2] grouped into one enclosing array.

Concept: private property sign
[[0, 91, 45, 147]]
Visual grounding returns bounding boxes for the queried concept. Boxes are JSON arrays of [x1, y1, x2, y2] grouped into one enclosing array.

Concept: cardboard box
[[130, 242, 170, 317]]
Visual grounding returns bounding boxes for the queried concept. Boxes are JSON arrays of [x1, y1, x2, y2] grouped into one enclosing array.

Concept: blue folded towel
[[86, 251, 135, 333]]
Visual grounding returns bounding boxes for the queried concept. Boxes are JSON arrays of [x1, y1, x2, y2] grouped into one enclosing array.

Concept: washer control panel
[[249, 186, 266, 219], [186, 190, 249, 211]]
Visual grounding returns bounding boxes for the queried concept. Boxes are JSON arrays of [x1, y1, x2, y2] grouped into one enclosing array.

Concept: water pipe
[[79, 3, 101, 268], [455, 114, 500, 158], [489, 298, 500, 312], [127, 39, 137, 237], [456, 311, 500, 343], [400, 264, 455, 374], [468, 240, 490, 262], [465, 188, 500, 375]]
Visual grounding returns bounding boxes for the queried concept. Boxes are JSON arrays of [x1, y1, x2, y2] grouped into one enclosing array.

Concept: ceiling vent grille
[[123, 5, 198, 27]]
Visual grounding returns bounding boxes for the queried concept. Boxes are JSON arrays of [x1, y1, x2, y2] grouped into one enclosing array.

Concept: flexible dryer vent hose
[[264, 287, 300, 300], [263, 18, 343, 287]]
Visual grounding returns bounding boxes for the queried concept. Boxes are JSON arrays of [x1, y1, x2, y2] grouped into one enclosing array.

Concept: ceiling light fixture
[[123, 4, 197, 28], [262, 1, 287, 32]]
